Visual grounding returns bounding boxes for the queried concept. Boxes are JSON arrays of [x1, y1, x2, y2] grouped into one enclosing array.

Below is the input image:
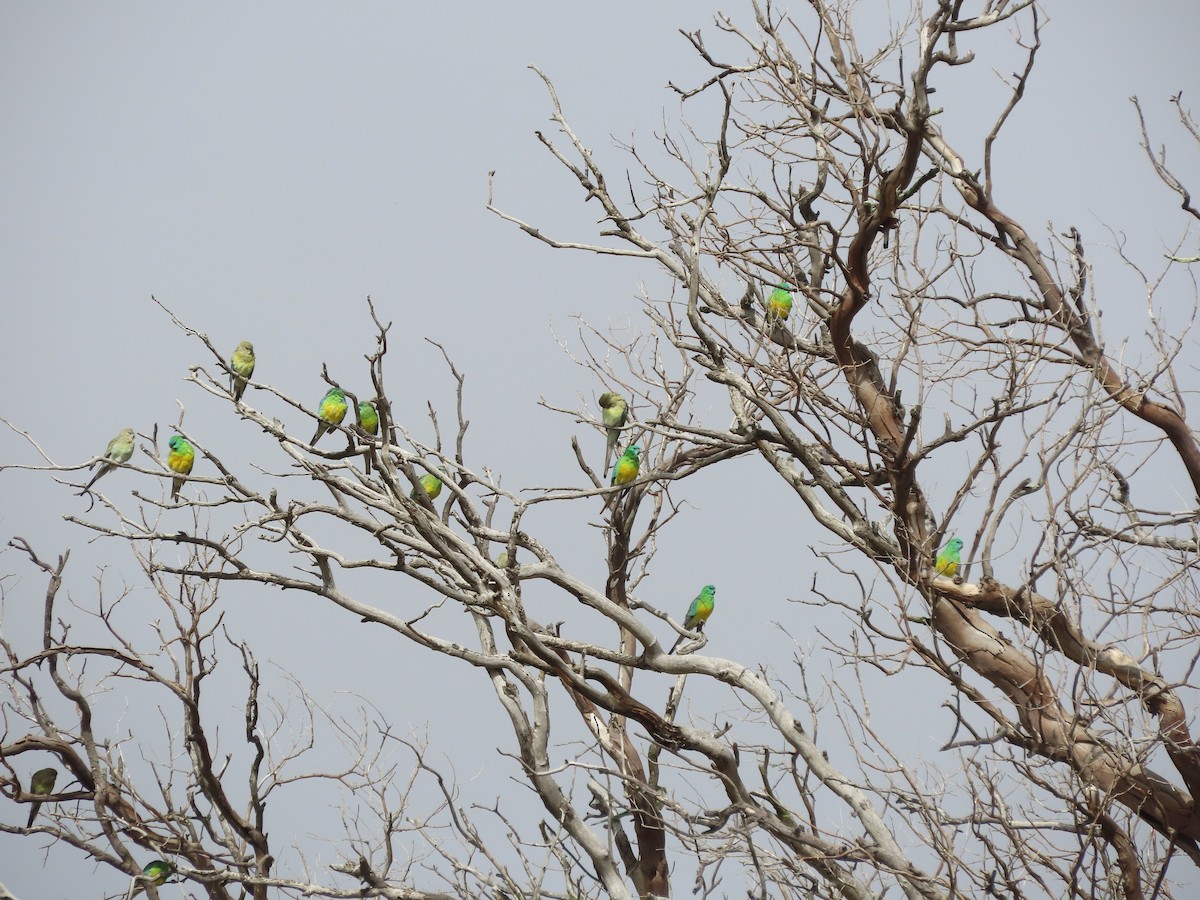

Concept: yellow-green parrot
[[229, 340, 255, 402], [598, 391, 628, 475], [167, 435, 195, 502], [131, 859, 175, 897], [358, 401, 379, 473], [670, 584, 716, 653], [78, 427, 136, 494], [311, 388, 349, 446], [26, 767, 57, 827], [411, 465, 450, 505], [935, 537, 964, 578], [611, 445, 640, 488], [605, 445, 641, 511], [767, 282, 794, 321]]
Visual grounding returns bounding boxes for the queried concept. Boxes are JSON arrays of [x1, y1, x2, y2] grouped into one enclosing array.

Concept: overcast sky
[[2, 2, 1198, 896]]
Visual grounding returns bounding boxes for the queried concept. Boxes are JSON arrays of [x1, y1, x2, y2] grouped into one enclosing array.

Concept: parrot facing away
[[167, 436, 195, 502], [229, 340, 255, 402], [78, 428, 136, 494], [358, 401, 379, 473], [26, 767, 57, 827], [310, 388, 348, 445], [598, 391, 629, 475], [131, 859, 175, 897], [670, 584, 716, 653], [935, 537, 964, 578], [411, 466, 449, 503], [768, 282, 794, 321]]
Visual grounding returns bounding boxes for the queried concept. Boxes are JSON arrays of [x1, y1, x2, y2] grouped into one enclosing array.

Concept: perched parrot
[[670, 584, 717, 653], [935, 537, 964, 578], [611, 445, 641, 487], [78, 427, 136, 494], [411, 465, 449, 503], [167, 435, 195, 502], [131, 859, 175, 897], [26, 767, 57, 827], [768, 282, 794, 321], [598, 391, 629, 475], [229, 341, 256, 402], [605, 445, 641, 510], [495, 550, 509, 568], [310, 387, 348, 445], [358, 401, 379, 473]]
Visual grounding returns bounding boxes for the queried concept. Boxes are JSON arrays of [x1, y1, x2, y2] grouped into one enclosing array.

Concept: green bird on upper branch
[[310, 387, 348, 445], [229, 340, 255, 402], [671, 584, 716, 653], [78, 427, 135, 495], [935, 537, 964, 578], [598, 390, 628, 474], [26, 766, 57, 827]]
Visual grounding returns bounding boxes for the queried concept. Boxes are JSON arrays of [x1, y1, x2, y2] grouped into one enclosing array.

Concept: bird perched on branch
[[131, 859, 175, 897], [767, 282, 794, 321], [670, 584, 716, 653], [358, 401, 379, 473], [606, 445, 641, 511], [611, 445, 640, 487], [411, 466, 449, 503], [311, 387, 348, 445], [935, 537, 963, 578], [78, 428, 135, 494], [229, 340, 255, 402], [26, 767, 57, 827], [599, 391, 628, 474], [167, 435, 194, 502]]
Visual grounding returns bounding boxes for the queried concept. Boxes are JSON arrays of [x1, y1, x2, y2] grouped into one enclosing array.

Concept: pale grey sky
[[2, 2, 1198, 896]]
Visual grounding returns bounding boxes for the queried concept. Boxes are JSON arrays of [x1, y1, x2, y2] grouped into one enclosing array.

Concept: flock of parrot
[[47, 294, 968, 884], [76, 284, 800, 510], [602, 391, 719, 653], [76, 341, 391, 508]]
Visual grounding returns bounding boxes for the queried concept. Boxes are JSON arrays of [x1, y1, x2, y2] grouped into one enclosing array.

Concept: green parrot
[[670, 584, 716, 653], [605, 445, 641, 510], [598, 391, 629, 475], [935, 537, 964, 578], [78, 427, 136, 494], [310, 387, 348, 445], [411, 465, 449, 503], [611, 445, 640, 487], [229, 340, 256, 402], [768, 282, 794, 321], [26, 767, 57, 827], [131, 859, 175, 897], [166, 435, 195, 502], [358, 401, 379, 473]]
